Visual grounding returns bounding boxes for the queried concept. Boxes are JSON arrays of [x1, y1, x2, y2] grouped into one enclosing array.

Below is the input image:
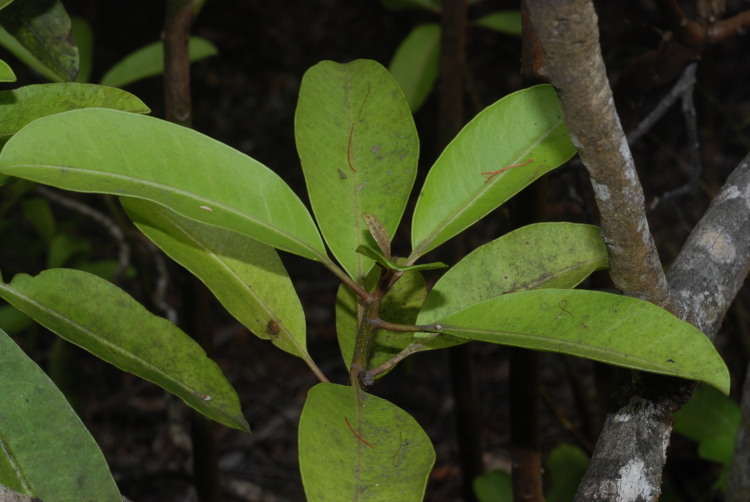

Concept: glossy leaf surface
[[100, 37, 218, 88], [0, 269, 249, 431], [0, 83, 149, 147], [296, 60, 418, 282], [432, 289, 730, 394], [388, 23, 440, 112], [0, 108, 327, 262], [123, 198, 309, 360], [299, 383, 435, 501], [0, 328, 121, 500], [0, 0, 78, 82], [411, 85, 575, 258]]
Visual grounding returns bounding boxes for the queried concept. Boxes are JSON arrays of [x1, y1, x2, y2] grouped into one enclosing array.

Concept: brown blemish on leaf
[[266, 319, 280, 337]]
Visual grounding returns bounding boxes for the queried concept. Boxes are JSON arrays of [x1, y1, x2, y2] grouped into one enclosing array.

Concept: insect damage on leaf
[[266, 319, 281, 337]]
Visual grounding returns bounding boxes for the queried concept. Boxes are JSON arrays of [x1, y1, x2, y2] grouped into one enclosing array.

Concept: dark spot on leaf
[[667, 358, 675, 363], [266, 319, 280, 337]]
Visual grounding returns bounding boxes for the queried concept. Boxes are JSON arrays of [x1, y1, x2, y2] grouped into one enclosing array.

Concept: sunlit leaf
[[100, 37, 218, 88], [430, 289, 730, 394], [123, 198, 310, 360], [0, 328, 121, 500], [0, 108, 328, 262], [410, 85, 575, 258], [389, 23, 440, 112], [299, 383, 435, 501], [0, 269, 250, 431], [296, 59, 418, 282]]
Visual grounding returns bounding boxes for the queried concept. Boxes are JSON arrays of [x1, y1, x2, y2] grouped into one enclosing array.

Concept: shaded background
[[2, 0, 749, 500]]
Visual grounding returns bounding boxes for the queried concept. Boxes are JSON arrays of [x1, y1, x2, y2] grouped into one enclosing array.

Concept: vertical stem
[[438, 1, 483, 501], [506, 5, 546, 501], [164, 2, 222, 502]]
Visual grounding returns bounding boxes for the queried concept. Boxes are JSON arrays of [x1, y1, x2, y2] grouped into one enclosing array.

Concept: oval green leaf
[[416, 222, 608, 351], [0, 0, 78, 82], [0, 269, 250, 432], [296, 59, 418, 282], [0, 58, 15, 81], [0, 83, 150, 147], [123, 197, 309, 360], [410, 84, 576, 258], [433, 289, 730, 394], [0, 328, 121, 501], [299, 383, 435, 501], [100, 37, 218, 88], [388, 23, 440, 112], [0, 108, 327, 263]]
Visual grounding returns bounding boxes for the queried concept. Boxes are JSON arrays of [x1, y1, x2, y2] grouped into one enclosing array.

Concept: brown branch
[[526, 1, 750, 499], [525, 0, 673, 309], [656, 0, 707, 47], [164, 0, 194, 127], [708, 9, 750, 43]]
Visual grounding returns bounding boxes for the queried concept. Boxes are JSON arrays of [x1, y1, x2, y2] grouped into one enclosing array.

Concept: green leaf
[[546, 444, 588, 502], [0, 269, 250, 432], [418, 222, 608, 345], [432, 289, 730, 394], [416, 223, 608, 351], [336, 267, 427, 375], [473, 470, 512, 502], [296, 59, 418, 282], [70, 17, 93, 83], [0, 108, 328, 262], [673, 385, 740, 465], [0, 0, 15, 13], [410, 84, 576, 258], [123, 197, 310, 360], [299, 383, 435, 501], [0, 83, 150, 147], [0, 0, 78, 82], [100, 37, 218, 88], [388, 23, 440, 112], [0, 327, 121, 500], [0, 304, 32, 334], [476, 11, 523, 36], [0, 57, 15, 81], [356, 244, 447, 272]]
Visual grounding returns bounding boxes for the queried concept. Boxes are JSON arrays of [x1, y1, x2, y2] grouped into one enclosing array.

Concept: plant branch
[[526, 0, 674, 310], [164, 0, 195, 127], [365, 338, 437, 380]]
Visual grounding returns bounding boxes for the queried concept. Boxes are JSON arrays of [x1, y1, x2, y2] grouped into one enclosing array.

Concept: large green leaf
[[430, 289, 730, 394], [420, 223, 608, 322], [299, 383, 435, 501], [100, 37, 218, 88], [0, 269, 249, 432], [410, 85, 576, 258], [0, 83, 150, 147], [0, 108, 328, 262], [336, 266, 426, 375], [0, 328, 121, 501], [296, 60, 418, 282], [0, 0, 78, 82], [123, 198, 309, 360], [388, 24, 440, 113]]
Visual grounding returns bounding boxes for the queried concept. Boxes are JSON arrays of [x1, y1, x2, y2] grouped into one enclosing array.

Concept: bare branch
[[525, 0, 673, 308]]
